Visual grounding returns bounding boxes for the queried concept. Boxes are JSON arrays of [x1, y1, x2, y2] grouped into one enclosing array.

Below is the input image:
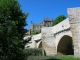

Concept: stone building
[[29, 17, 53, 34]]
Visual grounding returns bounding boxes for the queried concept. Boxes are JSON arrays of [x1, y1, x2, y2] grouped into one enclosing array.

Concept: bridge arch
[[57, 35, 74, 55], [37, 41, 42, 48]]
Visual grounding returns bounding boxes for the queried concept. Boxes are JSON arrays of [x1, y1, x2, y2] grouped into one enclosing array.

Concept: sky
[[18, 0, 80, 29]]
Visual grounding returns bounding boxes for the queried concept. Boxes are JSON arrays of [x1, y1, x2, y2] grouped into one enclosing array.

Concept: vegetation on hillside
[[52, 15, 66, 26], [31, 30, 41, 35]]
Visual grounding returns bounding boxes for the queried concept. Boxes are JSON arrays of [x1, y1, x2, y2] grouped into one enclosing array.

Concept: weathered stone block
[[68, 7, 80, 58]]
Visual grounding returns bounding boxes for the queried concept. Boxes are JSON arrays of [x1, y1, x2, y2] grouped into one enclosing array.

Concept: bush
[[24, 48, 43, 56]]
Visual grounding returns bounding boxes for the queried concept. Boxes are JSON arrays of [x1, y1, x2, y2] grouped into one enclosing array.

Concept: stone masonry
[[41, 18, 72, 56], [41, 7, 80, 58], [24, 7, 80, 58], [68, 7, 80, 58]]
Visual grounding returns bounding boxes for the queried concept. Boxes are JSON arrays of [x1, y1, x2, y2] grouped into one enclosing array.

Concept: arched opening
[[43, 50, 46, 56], [57, 35, 74, 55], [38, 41, 42, 48]]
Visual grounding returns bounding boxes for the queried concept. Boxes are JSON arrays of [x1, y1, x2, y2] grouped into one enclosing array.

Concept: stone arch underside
[[57, 35, 74, 55], [38, 41, 42, 48]]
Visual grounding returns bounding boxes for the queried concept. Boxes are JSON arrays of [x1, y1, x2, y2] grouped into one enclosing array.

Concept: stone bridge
[[41, 18, 73, 56], [42, 7, 80, 58], [24, 7, 80, 58], [24, 33, 42, 48]]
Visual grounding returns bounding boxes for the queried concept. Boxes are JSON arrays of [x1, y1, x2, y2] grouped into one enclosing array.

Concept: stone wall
[[41, 27, 57, 56], [24, 33, 42, 48], [41, 18, 71, 56], [68, 7, 80, 58]]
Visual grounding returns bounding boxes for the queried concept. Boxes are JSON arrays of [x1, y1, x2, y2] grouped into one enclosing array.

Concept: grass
[[54, 55, 80, 60], [27, 56, 59, 60], [27, 55, 80, 60]]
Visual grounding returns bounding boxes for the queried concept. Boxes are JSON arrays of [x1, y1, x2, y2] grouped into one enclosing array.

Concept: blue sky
[[18, 0, 80, 29]]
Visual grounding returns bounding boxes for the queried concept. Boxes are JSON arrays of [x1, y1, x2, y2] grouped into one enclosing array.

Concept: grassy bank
[[27, 56, 58, 60], [54, 55, 80, 60], [24, 48, 80, 60], [27, 55, 80, 60]]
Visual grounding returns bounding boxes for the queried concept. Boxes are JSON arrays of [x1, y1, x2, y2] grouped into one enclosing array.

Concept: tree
[[52, 15, 66, 26], [0, 0, 30, 60]]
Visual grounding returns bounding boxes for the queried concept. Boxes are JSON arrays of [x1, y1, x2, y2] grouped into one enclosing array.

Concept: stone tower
[[68, 7, 80, 58]]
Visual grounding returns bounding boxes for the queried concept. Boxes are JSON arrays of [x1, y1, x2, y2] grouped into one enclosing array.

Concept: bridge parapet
[[54, 27, 70, 37], [52, 18, 70, 34]]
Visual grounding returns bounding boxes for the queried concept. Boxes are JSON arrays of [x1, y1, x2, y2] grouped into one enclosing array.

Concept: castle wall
[[29, 19, 53, 33]]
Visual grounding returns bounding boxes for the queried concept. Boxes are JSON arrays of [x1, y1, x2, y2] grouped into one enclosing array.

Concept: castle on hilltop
[[27, 18, 53, 35]]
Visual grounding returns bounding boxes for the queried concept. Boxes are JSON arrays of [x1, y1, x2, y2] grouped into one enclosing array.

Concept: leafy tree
[[52, 15, 66, 26], [0, 0, 30, 60]]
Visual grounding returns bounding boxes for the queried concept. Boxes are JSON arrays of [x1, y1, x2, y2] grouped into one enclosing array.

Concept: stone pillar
[[68, 7, 80, 58], [41, 27, 57, 56], [34, 41, 37, 48]]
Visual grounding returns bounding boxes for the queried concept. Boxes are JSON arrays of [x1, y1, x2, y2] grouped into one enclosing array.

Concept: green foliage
[[24, 48, 42, 56], [27, 56, 58, 60], [0, 0, 30, 60], [54, 55, 80, 60], [52, 15, 66, 26], [32, 30, 41, 35], [27, 55, 80, 60]]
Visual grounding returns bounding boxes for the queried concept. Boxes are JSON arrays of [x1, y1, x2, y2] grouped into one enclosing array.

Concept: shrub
[[24, 48, 43, 56]]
